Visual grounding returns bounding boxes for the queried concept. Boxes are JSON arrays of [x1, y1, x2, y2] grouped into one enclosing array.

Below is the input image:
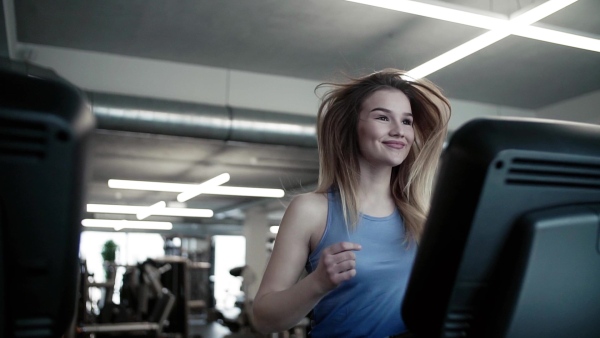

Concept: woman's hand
[[314, 242, 362, 292]]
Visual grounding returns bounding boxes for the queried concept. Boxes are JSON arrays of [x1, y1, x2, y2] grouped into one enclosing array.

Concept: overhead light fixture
[[346, 0, 507, 29], [177, 173, 230, 202], [270, 226, 279, 234], [346, 0, 578, 31], [346, 0, 594, 78], [407, 30, 510, 79], [108, 179, 190, 192], [137, 201, 166, 220], [515, 26, 600, 53], [108, 179, 285, 198], [199, 186, 285, 198], [81, 219, 173, 231], [87, 204, 213, 218], [407, 0, 578, 78], [508, 0, 577, 25]]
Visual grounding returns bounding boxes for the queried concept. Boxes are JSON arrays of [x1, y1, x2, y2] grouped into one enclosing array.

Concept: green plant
[[101, 240, 118, 262]]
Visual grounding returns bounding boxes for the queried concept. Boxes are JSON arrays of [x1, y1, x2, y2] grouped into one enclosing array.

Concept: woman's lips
[[382, 141, 407, 149]]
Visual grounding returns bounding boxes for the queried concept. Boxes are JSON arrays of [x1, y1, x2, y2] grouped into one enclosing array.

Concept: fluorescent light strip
[[108, 179, 188, 192], [346, 0, 507, 30], [108, 179, 285, 198], [403, 0, 579, 78], [82, 219, 173, 231], [177, 173, 230, 202], [515, 26, 600, 53], [509, 0, 577, 25], [88, 204, 213, 217], [199, 186, 285, 198], [406, 30, 510, 79], [347, 1, 597, 59], [137, 201, 166, 220]]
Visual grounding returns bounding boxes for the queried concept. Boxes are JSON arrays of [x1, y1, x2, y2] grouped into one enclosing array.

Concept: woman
[[252, 69, 451, 337]]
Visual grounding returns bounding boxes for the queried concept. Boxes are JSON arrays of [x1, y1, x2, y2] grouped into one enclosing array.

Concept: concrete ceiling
[[13, 0, 600, 109], [6, 0, 600, 235]]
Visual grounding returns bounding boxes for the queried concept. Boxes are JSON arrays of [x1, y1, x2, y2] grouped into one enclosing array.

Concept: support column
[[243, 206, 269, 300]]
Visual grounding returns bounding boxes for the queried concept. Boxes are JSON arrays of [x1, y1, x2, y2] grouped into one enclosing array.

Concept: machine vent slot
[[14, 317, 54, 337], [506, 158, 600, 189], [0, 117, 48, 160], [443, 311, 473, 337]]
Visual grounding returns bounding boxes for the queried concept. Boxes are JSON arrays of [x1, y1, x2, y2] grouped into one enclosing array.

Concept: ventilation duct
[[86, 91, 318, 148]]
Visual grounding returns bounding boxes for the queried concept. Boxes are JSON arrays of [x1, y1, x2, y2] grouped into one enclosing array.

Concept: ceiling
[[6, 0, 600, 235]]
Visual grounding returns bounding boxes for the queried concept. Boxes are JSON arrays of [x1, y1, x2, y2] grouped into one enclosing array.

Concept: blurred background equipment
[[77, 258, 177, 338]]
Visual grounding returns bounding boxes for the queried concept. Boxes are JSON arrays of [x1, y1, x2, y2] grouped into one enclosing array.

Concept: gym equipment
[[77, 259, 176, 338], [403, 117, 600, 338], [0, 58, 95, 338]]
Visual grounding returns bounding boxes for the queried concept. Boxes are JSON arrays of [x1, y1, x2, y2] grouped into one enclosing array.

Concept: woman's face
[[356, 88, 414, 168]]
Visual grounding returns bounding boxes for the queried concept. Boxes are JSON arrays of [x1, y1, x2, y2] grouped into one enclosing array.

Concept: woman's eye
[[376, 116, 389, 121], [403, 119, 413, 125]]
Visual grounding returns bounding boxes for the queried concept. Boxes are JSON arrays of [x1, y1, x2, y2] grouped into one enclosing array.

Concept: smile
[[382, 141, 407, 149]]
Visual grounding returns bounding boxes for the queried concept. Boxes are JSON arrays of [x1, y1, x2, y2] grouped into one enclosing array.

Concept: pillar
[[243, 206, 270, 300]]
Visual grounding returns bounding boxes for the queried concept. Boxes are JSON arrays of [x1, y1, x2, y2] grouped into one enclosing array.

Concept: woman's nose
[[390, 122, 405, 137]]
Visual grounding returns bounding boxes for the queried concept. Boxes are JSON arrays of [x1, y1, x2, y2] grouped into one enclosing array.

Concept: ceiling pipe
[[86, 91, 318, 148]]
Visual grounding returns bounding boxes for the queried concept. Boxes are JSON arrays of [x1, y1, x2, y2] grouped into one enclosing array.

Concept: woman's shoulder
[[282, 192, 329, 248], [290, 191, 328, 207], [285, 192, 328, 219]]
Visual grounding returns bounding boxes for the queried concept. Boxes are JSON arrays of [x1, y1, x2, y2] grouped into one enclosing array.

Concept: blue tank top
[[305, 191, 417, 338]]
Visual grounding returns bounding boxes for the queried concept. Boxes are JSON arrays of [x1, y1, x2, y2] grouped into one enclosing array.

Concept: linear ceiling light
[[408, 30, 510, 79], [346, 0, 507, 29], [82, 219, 173, 231], [346, 0, 594, 78], [515, 25, 600, 52], [177, 173, 230, 202], [87, 204, 213, 218], [137, 201, 166, 220], [108, 179, 190, 192], [199, 186, 285, 198], [108, 179, 285, 198], [407, 0, 577, 78], [509, 0, 577, 25], [346, 0, 579, 31]]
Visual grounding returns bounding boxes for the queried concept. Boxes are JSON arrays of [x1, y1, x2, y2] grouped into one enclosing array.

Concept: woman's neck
[[357, 161, 396, 216]]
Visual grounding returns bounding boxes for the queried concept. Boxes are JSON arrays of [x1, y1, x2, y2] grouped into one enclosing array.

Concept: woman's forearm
[[252, 272, 327, 333]]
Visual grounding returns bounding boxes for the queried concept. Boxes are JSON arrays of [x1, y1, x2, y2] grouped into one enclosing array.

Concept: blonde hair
[[315, 69, 451, 241]]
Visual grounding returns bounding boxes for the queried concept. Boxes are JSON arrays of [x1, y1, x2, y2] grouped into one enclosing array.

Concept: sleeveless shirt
[[305, 191, 417, 338]]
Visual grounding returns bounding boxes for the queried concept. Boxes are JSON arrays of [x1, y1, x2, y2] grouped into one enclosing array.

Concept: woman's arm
[[252, 193, 361, 333]]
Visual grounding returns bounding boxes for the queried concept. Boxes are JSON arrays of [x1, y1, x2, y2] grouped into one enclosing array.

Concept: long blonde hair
[[315, 69, 451, 241]]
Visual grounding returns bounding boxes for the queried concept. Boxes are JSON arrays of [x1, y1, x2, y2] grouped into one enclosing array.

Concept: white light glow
[[509, 0, 577, 25], [82, 219, 173, 231], [409, 0, 578, 78], [346, 0, 507, 30], [108, 179, 189, 192], [200, 186, 285, 198], [406, 30, 510, 79], [136, 201, 167, 220], [108, 179, 285, 198], [87, 204, 213, 218], [270, 226, 279, 234], [514, 26, 600, 53], [177, 173, 231, 202], [347, 0, 594, 78]]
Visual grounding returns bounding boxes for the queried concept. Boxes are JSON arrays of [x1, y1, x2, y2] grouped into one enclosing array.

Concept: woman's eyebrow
[[369, 107, 413, 116], [369, 107, 392, 114]]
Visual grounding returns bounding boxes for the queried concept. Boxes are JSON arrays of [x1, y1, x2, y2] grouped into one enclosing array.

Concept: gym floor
[[188, 313, 232, 338], [189, 321, 232, 338], [190, 322, 268, 338]]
